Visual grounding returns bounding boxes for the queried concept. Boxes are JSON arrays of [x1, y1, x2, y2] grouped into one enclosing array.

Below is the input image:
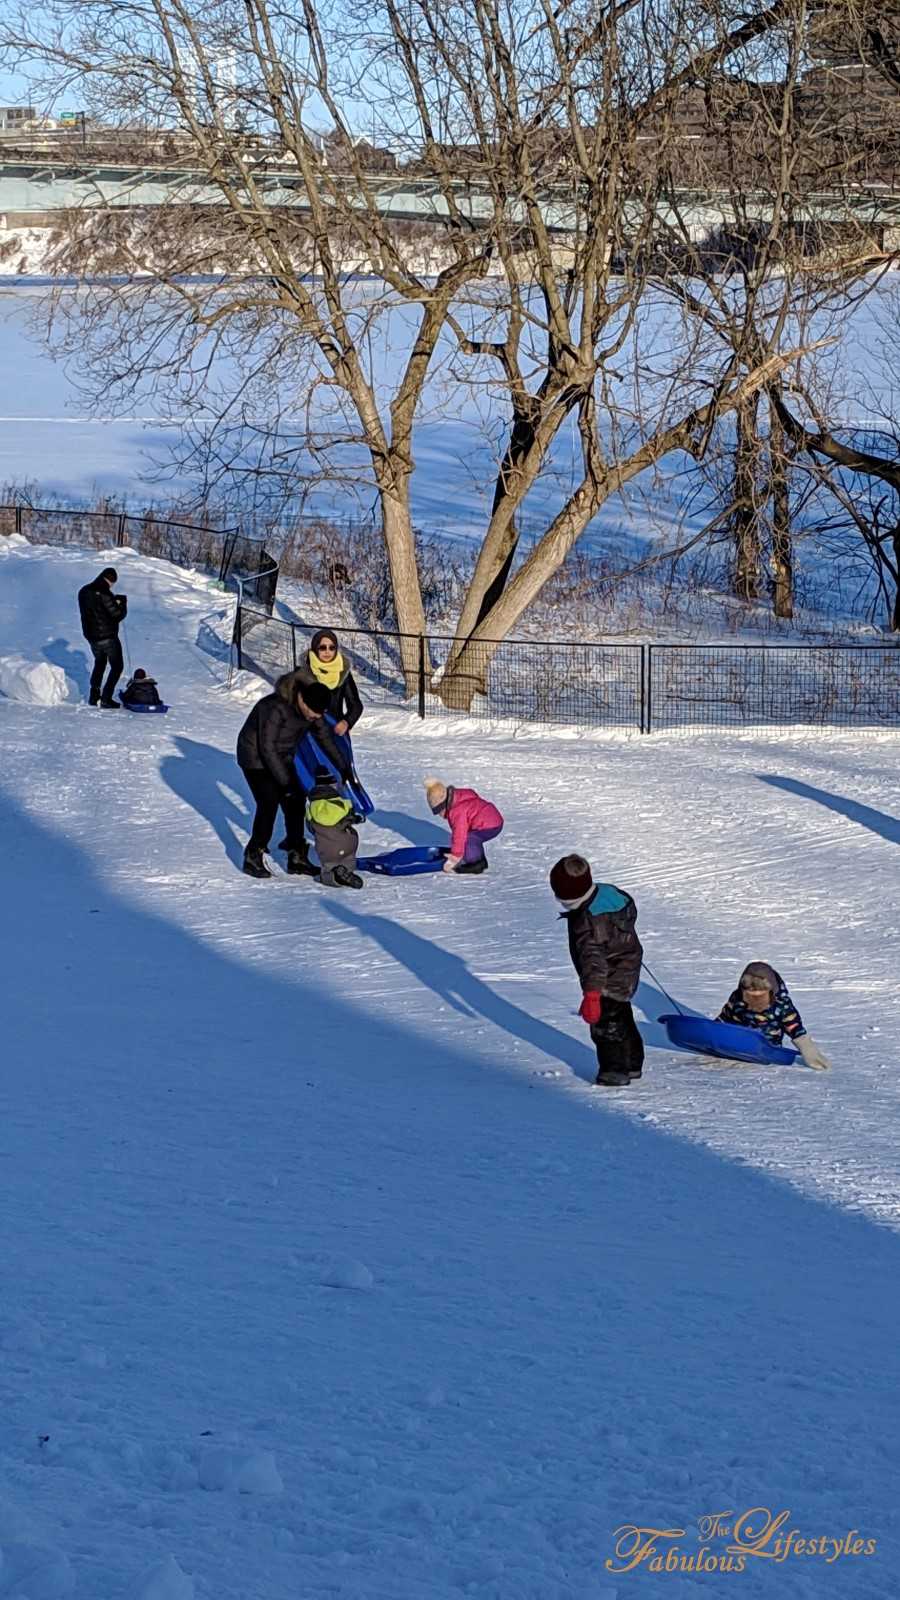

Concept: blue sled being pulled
[[122, 701, 169, 714], [660, 1012, 799, 1066], [293, 715, 374, 816], [357, 846, 446, 878]]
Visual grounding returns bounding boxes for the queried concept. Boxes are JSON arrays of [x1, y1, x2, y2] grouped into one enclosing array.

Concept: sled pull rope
[[641, 960, 685, 1016], [121, 617, 133, 678]]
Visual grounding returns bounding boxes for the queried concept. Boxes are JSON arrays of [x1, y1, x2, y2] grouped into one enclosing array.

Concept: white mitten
[[797, 1034, 830, 1071], [443, 855, 462, 874]]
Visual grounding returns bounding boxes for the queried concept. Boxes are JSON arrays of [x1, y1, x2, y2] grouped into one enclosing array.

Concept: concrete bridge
[[2, 157, 899, 241]]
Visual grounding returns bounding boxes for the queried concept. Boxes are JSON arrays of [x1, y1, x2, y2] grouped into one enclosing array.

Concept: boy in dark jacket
[[77, 567, 127, 707], [236, 675, 349, 879], [718, 962, 830, 1069], [120, 668, 163, 707], [550, 853, 645, 1087], [307, 771, 363, 890]]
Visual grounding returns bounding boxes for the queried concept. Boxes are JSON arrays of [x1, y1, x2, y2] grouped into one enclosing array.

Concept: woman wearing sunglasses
[[289, 628, 362, 738]]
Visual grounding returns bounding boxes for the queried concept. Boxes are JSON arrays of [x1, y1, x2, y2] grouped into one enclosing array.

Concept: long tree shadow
[[321, 897, 597, 1080], [43, 636, 91, 697], [759, 773, 900, 847], [159, 734, 249, 868]]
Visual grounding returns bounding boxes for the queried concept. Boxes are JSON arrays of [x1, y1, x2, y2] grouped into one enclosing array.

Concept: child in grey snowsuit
[[550, 853, 645, 1087], [718, 961, 830, 1068], [307, 772, 363, 890]]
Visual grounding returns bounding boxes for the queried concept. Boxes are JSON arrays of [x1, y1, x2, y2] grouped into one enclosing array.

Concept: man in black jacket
[[78, 567, 128, 707], [236, 673, 350, 879]]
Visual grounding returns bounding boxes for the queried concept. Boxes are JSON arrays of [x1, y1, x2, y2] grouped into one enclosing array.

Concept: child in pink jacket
[[424, 777, 504, 875]]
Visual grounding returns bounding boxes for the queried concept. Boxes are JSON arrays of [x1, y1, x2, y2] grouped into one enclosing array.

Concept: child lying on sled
[[718, 962, 830, 1069]]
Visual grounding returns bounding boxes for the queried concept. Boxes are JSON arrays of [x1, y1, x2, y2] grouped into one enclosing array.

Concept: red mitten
[[579, 991, 602, 1025]]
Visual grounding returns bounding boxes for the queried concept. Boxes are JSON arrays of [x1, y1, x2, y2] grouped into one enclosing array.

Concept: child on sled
[[718, 962, 830, 1069], [120, 668, 164, 708]]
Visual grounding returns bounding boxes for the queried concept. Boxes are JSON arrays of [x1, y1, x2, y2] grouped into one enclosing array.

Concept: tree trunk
[[473, 403, 541, 629], [380, 490, 429, 692], [769, 411, 794, 619], [732, 392, 761, 601], [438, 481, 601, 710]]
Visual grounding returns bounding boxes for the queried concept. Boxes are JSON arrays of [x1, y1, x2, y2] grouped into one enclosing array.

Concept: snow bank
[[0, 1542, 75, 1598], [130, 1556, 194, 1600], [0, 656, 70, 706], [197, 1447, 283, 1494]]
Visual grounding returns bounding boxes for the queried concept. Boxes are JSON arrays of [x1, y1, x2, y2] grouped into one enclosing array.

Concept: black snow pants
[[241, 767, 309, 855], [89, 638, 124, 703], [591, 999, 645, 1080]]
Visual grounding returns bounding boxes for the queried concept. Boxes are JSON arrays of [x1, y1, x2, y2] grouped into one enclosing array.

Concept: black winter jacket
[[283, 656, 363, 730], [78, 575, 127, 643], [121, 675, 162, 707], [236, 673, 348, 790], [562, 883, 643, 1001]]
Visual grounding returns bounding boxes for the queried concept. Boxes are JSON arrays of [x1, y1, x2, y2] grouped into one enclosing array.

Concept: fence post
[[291, 625, 298, 670], [117, 512, 126, 547], [417, 634, 426, 720], [234, 603, 243, 671], [15, 504, 22, 536], [645, 645, 653, 734], [639, 645, 646, 734]]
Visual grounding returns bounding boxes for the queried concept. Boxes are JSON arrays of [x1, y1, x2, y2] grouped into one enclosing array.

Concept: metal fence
[[647, 643, 900, 731], [235, 607, 900, 731], [1, 503, 278, 614]]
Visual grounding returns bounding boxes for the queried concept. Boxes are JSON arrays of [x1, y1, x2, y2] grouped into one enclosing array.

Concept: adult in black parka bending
[[236, 673, 350, 879]]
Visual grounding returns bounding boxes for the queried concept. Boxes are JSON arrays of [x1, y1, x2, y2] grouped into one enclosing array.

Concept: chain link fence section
[[236, 611, 900, 732], [2, 502, 278, 616], [424, 633, 645, 728], [234, 610, 646, 728], [647, 644, 900, 730]]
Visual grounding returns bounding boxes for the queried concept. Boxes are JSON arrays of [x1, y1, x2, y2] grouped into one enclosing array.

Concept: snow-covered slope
[[1, 536, 899, 1597]]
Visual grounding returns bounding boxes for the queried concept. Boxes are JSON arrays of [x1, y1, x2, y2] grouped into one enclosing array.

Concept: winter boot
[[242, 845, 271, 879], [99, 698, 121, 709], [320, 865, 363, 890], [596, 1071, 630, 1087], [88, 692, 100, 707], [285, 849, 318, 878], [455, 858, 488, 875]]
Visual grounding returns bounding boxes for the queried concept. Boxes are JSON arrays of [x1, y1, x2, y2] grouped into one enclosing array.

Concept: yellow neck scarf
[[309, 649, 344, 691]]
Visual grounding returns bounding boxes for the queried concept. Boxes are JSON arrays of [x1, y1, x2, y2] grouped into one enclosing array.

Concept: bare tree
[[3, 0, 888, 703]]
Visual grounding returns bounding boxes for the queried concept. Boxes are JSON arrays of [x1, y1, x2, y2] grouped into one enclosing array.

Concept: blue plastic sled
[[357, 846, 446, 878], [660, 1013, 799, 1066], [294, 716, 374, 816], [122, 701, 169, 714]]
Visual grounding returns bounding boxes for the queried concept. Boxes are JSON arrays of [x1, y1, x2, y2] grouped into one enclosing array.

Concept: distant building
[[0, 106, 36, 131]]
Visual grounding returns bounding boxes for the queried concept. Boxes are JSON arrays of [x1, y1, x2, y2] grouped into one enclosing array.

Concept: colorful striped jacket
[[718, 985, 806, 1045]]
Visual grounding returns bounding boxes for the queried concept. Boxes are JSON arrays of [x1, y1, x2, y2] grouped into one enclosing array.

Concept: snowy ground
[[1, 536, 899, 1598]]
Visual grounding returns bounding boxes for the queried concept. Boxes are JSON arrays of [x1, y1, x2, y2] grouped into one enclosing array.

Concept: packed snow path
[[1, 539, 899, 1598]]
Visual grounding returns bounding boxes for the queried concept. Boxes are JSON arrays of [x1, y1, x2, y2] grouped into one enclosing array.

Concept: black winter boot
[[88, 693, 100, 707], [99, 698, 121, 709], [321, 870, 360, 896], [596, 1071, 630, 1087], [454, 858, 488, 875], [285, 850, 319, 877], [243, 845, 271, 879]]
